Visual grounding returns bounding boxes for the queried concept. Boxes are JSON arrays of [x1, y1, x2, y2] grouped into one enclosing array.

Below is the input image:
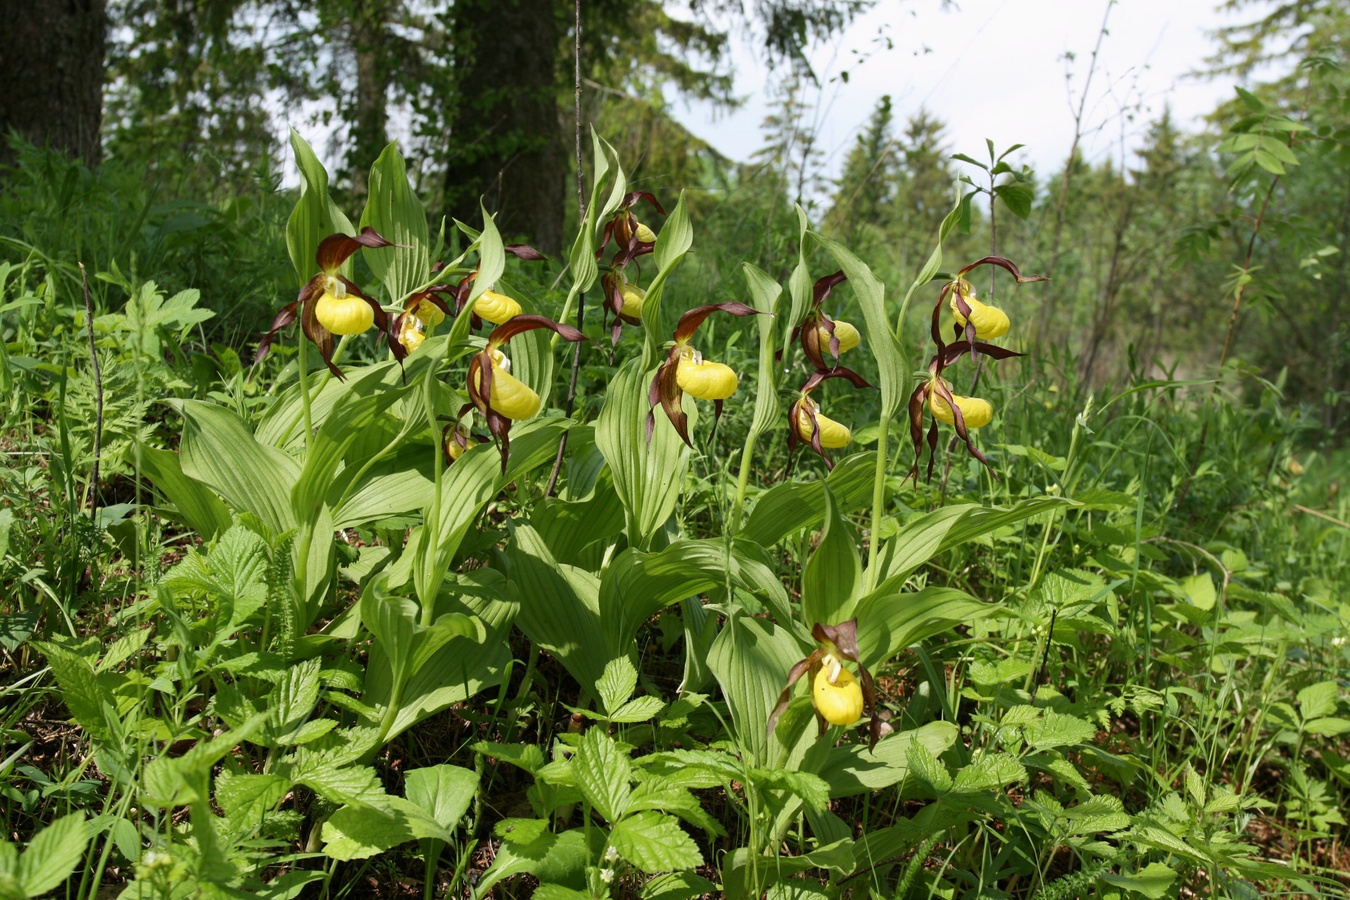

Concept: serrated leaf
[[216, 772, 289, 828], [1297, 680, 1340, 720], [17, 812, 88, 896], [642, 871, 719, 900], [609, 811, 703, 872], [597, 657, 638, 716], [610, 696, 666, 723], [574, 728, 631, 823], [405, 765, 478, 831], [1022, 711, 1097, 750], [952, 753, 1027, 793], [1101, 862, 1177, 898]]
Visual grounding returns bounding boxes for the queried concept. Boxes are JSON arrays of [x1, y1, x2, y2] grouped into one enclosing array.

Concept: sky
[[670, 0, 1281, 183]]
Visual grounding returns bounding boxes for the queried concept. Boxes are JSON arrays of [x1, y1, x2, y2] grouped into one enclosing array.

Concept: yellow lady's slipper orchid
[[812, 654, 865, 725], [634, 220, 657, 243], [257, 228, 395, 378], [795, 398, 851, 449], [675, 347, 738, 401], [816, 319, 860, 355], [929, 385, 994, 428], [950, 280, 1010, 340], [314, 276, 375, 335], [619, 282, 646, 320], [475, 290, 523, 325], [395, 297, 447, 355], [473, 349, 541, 420], [767, 620, 886, 750]]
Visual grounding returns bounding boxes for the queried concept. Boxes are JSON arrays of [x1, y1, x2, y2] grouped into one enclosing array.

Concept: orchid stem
[[864, 418, 889, 594], [296, 335, 314, 455]]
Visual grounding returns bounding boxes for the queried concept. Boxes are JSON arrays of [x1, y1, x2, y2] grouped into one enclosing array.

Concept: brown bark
[[444, 0, 564, 255], [0, 0, 107, 168]]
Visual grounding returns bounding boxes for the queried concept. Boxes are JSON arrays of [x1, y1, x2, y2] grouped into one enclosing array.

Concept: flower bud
[[475, 290, 523, 325]]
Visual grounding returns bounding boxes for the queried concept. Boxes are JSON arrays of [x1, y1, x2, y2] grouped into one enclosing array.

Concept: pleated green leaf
[[359, 141, 430, 304]]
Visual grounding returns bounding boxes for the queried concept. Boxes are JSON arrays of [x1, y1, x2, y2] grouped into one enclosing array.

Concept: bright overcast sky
[[672, 0, 1281, 182]]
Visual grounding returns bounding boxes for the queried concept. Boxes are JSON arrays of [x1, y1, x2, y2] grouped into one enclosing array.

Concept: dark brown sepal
[[505, 243, 547, 261], [956, 256, 1049, 285], [812, 270, 847, 307], [299, 285, 341, 379], [315, 227, 397, 273], [673, 301, 762, 343], [487, 313, 586, 347], [766, 653, 818, 746], [647, 354, 691, 447], [940, 341, 1024, 368]]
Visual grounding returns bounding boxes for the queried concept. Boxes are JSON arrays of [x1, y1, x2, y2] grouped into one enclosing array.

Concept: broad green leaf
[[855, 587, 995, 669], [643, 190, 693, 350], [33, 641, 112, 741], [474, 819, 597, 896], [801, 487, 862, 628], [708, 614, 805, 762], [818, 721, 958, 796], [1019, 710, 1098, 751], [595, 359, 691, 546], [216, 772, 289, 830], [743, 451, 877, 546], [574, 728, 632, 823], [270, 658, 322, 738], [951, 753, 1027, 793], [641, 871, 719, 900], [137, 444, 232, 541], [404, 765, 478, 831], [179, 400, 299, 537], [286, 130, 353, 288], [374, 571, 517, 739], [359, 142, 430, 303], [740, 263, 782, 440], [609, 812, 703, 873], [597, 657, 639, 716], [17, 812, 88, 897], [1101, 862, 1177, 899], [321, 798, 446, 860], [599, 538, 796, 658], [1181, 573, 1217, 612], [507, 523, 608, 690]]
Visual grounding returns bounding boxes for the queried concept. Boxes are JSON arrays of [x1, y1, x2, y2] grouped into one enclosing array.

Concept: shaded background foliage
[[2, 0, 1346, 428]]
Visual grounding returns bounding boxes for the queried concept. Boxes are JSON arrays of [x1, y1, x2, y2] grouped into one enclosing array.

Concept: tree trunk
[[349, 0, 391, 197], [0, 0, 107, 168], [444, 0, 564, 255]]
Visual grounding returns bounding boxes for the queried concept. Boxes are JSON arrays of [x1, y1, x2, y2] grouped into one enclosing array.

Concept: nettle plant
[[30, 131, 1200, 900]]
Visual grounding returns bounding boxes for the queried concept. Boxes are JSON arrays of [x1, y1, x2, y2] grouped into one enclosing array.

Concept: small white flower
[[600, 868, 615, 884], [604, 845, 619, 863]]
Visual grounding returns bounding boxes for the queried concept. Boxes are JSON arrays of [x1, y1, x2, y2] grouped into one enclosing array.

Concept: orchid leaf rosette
[[258, 227, 396, 377], [460, 314, 585, 470], [768, 620, 887, 751], [647, 301, 763, 446]]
